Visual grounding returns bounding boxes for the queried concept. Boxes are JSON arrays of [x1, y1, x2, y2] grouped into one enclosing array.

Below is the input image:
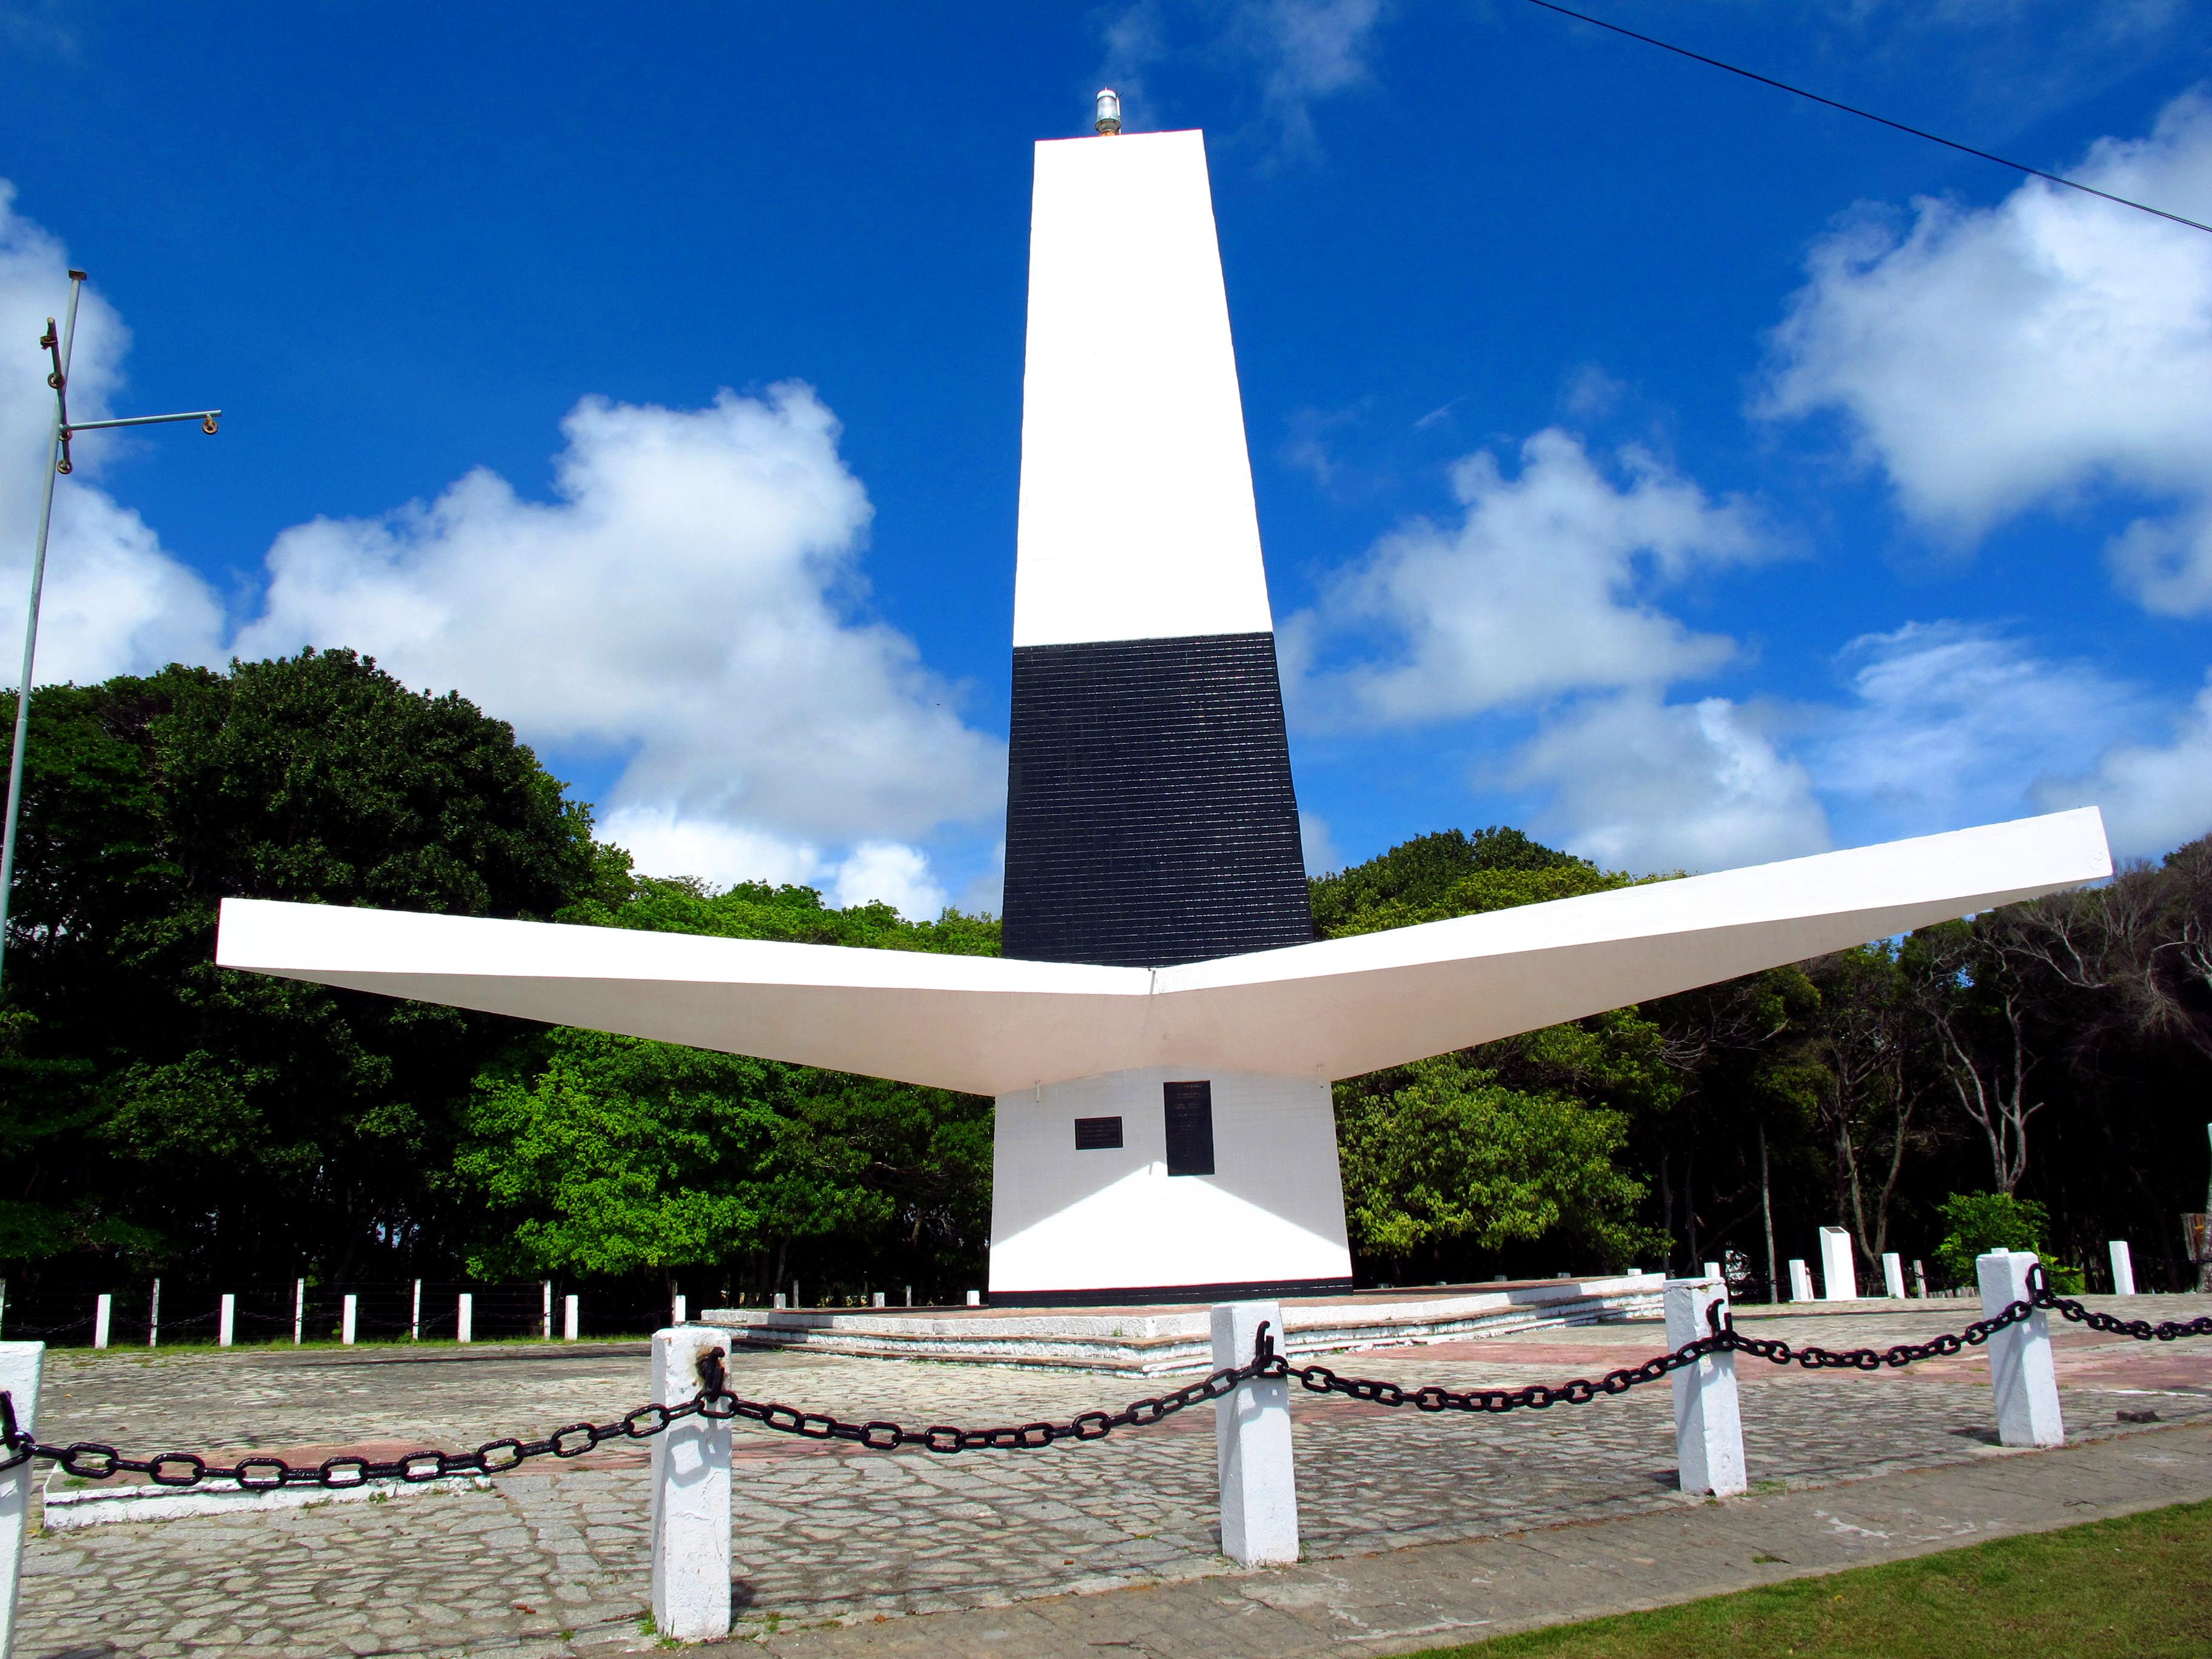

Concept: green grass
[[1423, 1500, 2212, 1658]]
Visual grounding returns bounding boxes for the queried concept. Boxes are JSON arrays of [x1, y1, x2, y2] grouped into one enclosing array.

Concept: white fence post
[[1787, 1259, 1814, 1301], [147, 1278, 160, 1348], [456, 1293, 473, 1344], [672, 1294, 688, 1326], [541, 1281, 552, 1340], [1665, 1278, 1745, 1496], [651, 1325, 734, 1640], [1912, 1259, 1928, 1299], [1977, 1250, 2063, 1448], [871, 1292, 885, 1308], [218, 1294, 235, 1348], [0, 1342, 44, 1659], [341, 1295, 358, 1346], [564, 1295, 580, 1341], [2110, 1240, 2137, 1296], [1211, 1300, 1298, 1566], [410, 1278, 421, 1341], [773, 1292, 786, 1310], [93, 1294, 112, 1350], [1882, 1252, 1906, 1299], [292, 1278, 304, 1345], [964, 1290, 980, 1307], [1818, 1227, 1858, 1300]]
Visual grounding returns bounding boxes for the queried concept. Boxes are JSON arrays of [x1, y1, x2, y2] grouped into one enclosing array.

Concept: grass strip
[[1424, 1498, 2212, 1658]]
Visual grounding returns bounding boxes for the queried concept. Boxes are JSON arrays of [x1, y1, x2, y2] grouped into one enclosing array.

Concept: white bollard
[[650, 1325, 734, 1640], [871, 1292, 885, 1309], [292, 1278, 305, 1345], [1787, 1259, 1814, 1302], [564, 1295, 580, 1341], [773, 1292, 786, 1310], [457, 1293, 473, 1344], [1664, 1278, 1745, 1497], [672, 1294, 688, 1326], [0, 1342, 45, 1658], [93, 1293, 112, 1350], [904, 1285, 912, 1307], [410, 1278, 422, 1342], [1702, 1260, 1721, 1282], [341, 1295, 358, 1346], [147, 1278, 160, 1348], [1211, 1301, 1298, 1566], [1882, 1252, 1906, 1300], [218, 1294, 235, 1348], [1818, 1227, 1858, 1301], [2110, 1240, 2137, 1297], [964, 1290, 981, 1307], [1977, 1250, 2063, 1448], [1912, 1259, 1928, 1299]]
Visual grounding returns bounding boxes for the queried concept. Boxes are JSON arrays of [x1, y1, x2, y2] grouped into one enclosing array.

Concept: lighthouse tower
[[990, 119, 1351, 1304]]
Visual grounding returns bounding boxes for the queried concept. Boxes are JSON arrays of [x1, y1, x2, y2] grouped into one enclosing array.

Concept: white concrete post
[[292, 1278, 304, 1344], [0, 1342, 44, 1659], [93, 1293, 112, 1349], [456, 1293, 473, 1344], [218, 1294, 235, 1348], [964, 1290, 981, 1307], [1882, 1252, 1906, 1299], [773, 1292, 786, 1310], [2110, 1240, 2137, 1296], [564, 1295, 580, 1341], [1210, 1300, 1298, 1566], [1664, 1278, 1745, 1497], [672, 1293, 688, 1326], [1818, 1227, 1858, 1301], [650, 1326, 734, 1640], [871, 1292, 885, 1308], [1701, 1260, 1721, 1281], [904, 1285, 912, 1307], [410, 1278, 421, 1341], [147, 1278, 160, 1347], [1787, 1259, 1814, 1301], [1912, 1259, 1928, 1299], [541, 1281, 552, 1339], [341, 1295, 358, 1346], [1977, 1250, 2063, 1449]]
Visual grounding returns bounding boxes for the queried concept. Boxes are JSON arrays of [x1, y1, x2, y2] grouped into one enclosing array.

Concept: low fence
[[1, 1250, 2207, 1645], [0, 1280, 685, 1349]]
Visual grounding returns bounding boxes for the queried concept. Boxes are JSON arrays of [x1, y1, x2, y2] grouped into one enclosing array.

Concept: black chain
[[5, 1278, 2205, 1488]]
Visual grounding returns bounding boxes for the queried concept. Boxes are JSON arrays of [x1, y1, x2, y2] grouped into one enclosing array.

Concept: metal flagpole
[[0, 269, 220, 997]]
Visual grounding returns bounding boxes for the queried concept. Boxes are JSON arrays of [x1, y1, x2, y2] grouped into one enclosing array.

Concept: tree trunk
[[1759, 1122, 1778, 1305]]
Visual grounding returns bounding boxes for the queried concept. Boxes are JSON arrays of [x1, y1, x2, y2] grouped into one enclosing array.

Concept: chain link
[[2, 1275, 2204, 1488]]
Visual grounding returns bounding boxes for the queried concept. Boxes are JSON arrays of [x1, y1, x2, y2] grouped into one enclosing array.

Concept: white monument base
[[988, 1067, 1353, 1304]]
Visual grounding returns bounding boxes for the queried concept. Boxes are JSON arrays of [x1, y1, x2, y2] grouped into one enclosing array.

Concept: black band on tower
[[1002, 631, 1314, 967]]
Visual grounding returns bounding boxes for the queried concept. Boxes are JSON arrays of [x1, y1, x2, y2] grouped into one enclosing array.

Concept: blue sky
[[3, 1, 2210, 917]]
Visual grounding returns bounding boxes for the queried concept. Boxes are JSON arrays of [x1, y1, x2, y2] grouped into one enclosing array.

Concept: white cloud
[[1097, 0, 1387, 148], [1512, 690, 1828, 874], [1287, 428, 1767, 729], [1299, 809, 1342, 876], [1761, 91, 2212, 614], [828, 842, 949, 920], [598, 804, 819, 892], [1809, 621, 2141, 834], [0, 184, 223, 685], [2039, 672, 2212, 856], [232, 384, 1004, 902]]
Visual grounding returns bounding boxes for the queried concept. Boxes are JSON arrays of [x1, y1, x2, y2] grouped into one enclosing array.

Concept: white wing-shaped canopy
[[215, 807, 2111, 1097]]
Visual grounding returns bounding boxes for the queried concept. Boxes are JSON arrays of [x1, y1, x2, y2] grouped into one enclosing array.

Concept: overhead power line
[[1517, 0, 2212, 237]]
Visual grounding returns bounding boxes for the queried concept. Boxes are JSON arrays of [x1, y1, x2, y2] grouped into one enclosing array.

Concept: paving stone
[[12, 1298, 2212, 1657]]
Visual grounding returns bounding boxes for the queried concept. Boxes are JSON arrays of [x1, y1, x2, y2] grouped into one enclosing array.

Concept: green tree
[[1934, 1190, 2053, 1287], [448, 874, 1000, 1296], [1336, 1054, 1655, 1274], [0, 649, 622, 1278]]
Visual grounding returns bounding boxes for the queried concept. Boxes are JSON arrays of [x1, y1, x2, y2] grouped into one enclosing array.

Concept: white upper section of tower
[[1013, 129, 1275, 649]]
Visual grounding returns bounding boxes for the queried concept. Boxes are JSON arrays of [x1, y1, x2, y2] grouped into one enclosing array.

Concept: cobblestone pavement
[[16, 1296, 2212, 1657]]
